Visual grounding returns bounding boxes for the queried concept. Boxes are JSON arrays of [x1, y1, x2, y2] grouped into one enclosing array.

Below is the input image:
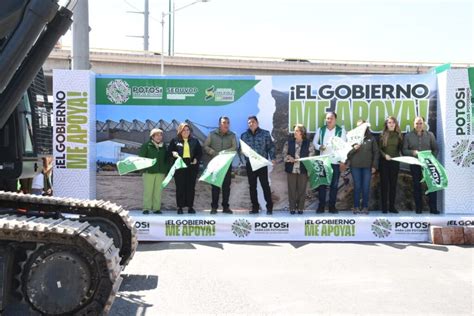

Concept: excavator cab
[[0, 71, 52, 183], [0, 0, 70, 185]]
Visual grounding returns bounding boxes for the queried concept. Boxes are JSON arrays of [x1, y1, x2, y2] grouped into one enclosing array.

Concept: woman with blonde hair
[[168, 122, 202, 214], [379, 116, 403, 213], [139, 128, 169, 214], [283, 124, 315, 214]]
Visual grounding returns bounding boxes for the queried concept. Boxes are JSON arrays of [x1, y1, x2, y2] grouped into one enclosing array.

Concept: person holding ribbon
[[347, 120, 379, 214], [138, 128, 170, 214], [240, 115, 276, 215], [283, 124, 315, 214], [379, 116, 403, 214], [312, 111, 347, 213], [169, 122, 202, 214], [203, 116, 237, 214], [402, 116, 439, 214]]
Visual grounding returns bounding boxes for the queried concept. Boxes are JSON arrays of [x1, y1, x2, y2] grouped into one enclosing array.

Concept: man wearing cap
[[138, 128, 170, 214]]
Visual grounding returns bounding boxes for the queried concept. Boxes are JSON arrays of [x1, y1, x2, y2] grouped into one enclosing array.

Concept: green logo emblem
[[232, 219, 252, 238], [371, 218, 392, 238], [106, 79, 131, 104], [450, 139, 474, 167]]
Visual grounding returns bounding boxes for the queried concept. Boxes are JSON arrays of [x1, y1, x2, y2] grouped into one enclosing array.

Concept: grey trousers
[[287, 173, 308, 211]]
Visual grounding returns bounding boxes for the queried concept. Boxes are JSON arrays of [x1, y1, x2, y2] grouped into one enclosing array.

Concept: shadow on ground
[[109, 274, 159, 315]]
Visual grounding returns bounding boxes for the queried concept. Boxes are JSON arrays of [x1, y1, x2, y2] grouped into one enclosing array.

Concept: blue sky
[[61, 0, 473, 63]]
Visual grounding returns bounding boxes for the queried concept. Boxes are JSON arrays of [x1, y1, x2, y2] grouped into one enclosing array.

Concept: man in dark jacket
[[402, 116, 439, 214], [240, 116, 276, 215]]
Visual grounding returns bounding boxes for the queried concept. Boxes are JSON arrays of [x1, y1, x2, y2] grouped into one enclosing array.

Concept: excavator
[[0, 0, 138, 314]]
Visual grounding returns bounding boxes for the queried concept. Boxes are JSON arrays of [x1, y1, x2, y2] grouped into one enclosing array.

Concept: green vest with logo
[[319, 125, 342, 145]]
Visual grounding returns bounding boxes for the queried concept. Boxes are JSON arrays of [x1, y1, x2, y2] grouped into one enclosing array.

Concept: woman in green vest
[[139, 128, 170, 214]]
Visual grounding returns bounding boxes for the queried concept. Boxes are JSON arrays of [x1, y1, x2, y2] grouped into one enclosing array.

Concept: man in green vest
[[312, 112, 347, 213]]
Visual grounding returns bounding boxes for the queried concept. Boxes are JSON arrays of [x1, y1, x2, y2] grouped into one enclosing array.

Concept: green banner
[[161, 157, 187, 189], [96, 78, 259, 106], [301, 156, 333, 189], [116, 156, 156, 175], [199, 151, 236, 188], [429, 63, 451, 74], [417, 151, 448, 194]]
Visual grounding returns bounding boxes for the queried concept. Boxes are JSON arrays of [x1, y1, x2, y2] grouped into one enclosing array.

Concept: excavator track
[[0, 191, 138, 266], [0, 214, 122, 315]]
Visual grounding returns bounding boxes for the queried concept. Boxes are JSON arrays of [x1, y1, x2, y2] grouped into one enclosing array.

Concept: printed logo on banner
[[394, 221, 430, 234], [254, 221, 290, 234], [132, 85, 163, 100], [232, 219, 252, 238], [106, 79, 131, 104], [205, 86, 236, 102], [453, 87, 473, 137], [304, 219, 356, 237], [371, 218, 392, 238], [135, 221, 150, 234], [450, 139, 474, 167], [446, 220, 474, 226], [166, 87, 198, 100]]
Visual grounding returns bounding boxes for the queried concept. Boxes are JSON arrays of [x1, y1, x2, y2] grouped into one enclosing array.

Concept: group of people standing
[[304, 112, 438, 215], [139, 113, 439, 215], [139, 116, 276, 215]]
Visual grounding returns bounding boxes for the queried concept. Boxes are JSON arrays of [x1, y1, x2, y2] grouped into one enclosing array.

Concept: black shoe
[[415, 210, 422, 214], [329, 206, 338, 214], [223, 208, 233, 214], [177, 208, 184, 215], [210, 208, 217, 214], [249, 210, 259, 214], [266, 210, 273, 215], [142, 210, 150, 214], [188, 208, 196, 214], [290, 210, 295, 215], [316, 208, 324, 214], [153, 210, 162, 214], [389, 209, 399, 214], [430, 210, 440, 215], [297, 210, 303, 215], [382, 210, 388, 214]]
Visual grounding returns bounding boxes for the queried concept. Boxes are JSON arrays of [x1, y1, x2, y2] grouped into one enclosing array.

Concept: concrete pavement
[[110, 242, 473, 315]]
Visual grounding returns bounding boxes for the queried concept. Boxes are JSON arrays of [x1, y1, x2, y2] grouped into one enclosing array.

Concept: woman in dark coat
[[168, 122, 202, 214]]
